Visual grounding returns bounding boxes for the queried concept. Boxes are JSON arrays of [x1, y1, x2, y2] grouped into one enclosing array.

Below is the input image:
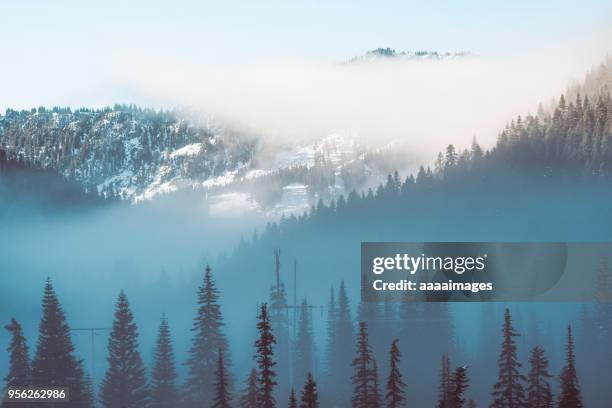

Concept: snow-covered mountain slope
[[0, 106, 256, 201], [0, 106, 414, 218]]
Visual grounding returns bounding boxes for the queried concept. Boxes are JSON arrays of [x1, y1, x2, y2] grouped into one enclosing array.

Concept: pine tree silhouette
[[450, 366, 469, 408], [351, 321, 377, 408], [293, 298, 314, 390], [239, 368, 259, 408], [299, 373, 319, 408], [255, 303, 277, 408], [322, 286, 336, 405], [437, 354, 452, 408], [184, 265, 230, 407], [385, 339, 405, 408], [3, 318, 30, 388], [489, 309, 526, 408], [288, 387, 298, 408], [212, 349, 233, 408], [100, 291, 148, 408], [526, 346, 553, 408], [151, 315, 177, 408], [558, 325, 583, 408], [31, 278, 90, 407], [329, 281, 353, 406], [270, 250, 290, 402]]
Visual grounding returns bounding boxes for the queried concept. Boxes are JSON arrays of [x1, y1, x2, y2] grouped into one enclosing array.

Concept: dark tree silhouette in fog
[[558, 325, 583, 408], [151, 315, 178, 408], [3, 318, 30, 389], [255, 303, 277, 408], [100, 291, 148, 408], [31, 278, 91, 407], [385, 339, 405, 408]]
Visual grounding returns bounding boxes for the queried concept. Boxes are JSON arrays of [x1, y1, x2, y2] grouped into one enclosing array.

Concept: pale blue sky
[[1, 0, 611, 110]]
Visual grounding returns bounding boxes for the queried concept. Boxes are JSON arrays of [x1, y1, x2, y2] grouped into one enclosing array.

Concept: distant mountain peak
[[347, 48, 473, 63]]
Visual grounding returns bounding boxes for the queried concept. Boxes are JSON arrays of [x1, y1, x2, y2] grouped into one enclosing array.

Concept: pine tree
[[328, 281, 354, 406], [31, 278, 90, 407], [270, 250, 290, 402], [445, 144, 458, 170], [293, 298, 314, 390], [299, 373, 319, 408], [351, 322, 376, 408], [385, 339, 405, 408], [255, 303, 277, 408], [526, 346, 552, 408], [151, 315, 177, 408], [489, 309, 526, 408], [322, 286, 336, 405], [184, 265, 231, 407], [437, 354, 452, 408], [3, 318, 30, 388], [467, 400, 478, 408], [100, 291, 148, 408], [558, 325, 583, 408], [450, 366, 469, 408], [212, 349, 233, 408], [239, 369, 258, 408], [288, 388, 298, 408]]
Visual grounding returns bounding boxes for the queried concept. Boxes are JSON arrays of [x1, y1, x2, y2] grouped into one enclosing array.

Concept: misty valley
[[2, 52, 612, 408]]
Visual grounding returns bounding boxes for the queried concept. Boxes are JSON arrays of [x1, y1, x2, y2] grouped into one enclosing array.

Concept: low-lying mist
[[0, 191, 264, 383], [120, 46, 609, 165]]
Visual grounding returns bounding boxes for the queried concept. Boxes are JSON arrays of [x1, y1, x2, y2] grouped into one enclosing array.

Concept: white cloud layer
[[120, 45, 610, 162]]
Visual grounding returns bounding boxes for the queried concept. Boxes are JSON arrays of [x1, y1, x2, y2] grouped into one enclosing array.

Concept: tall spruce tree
[[558, 325, 583, 408], [351, 322, 377, 408], [3, 318, 30, 388], [293, 298, 314, 390], [212, 349, 233, 408], [255, 303, 277, 408], [385, 339, 405, 408], [437, 354, 452, 408], [288, 388, 298, 408], [450, 366, 469, 408], [184, 265, 230, 407], [239, 369, 258, 408], [270, 250, 290, 402], [490, 309, 526, 408], [322, 286, 336, 405], [526, 346, 552, 408], [100, 291, 148, 408], [151, 315, 177, 408], [329, 281, 354, 406], [299, 373, 318, 408], [31, 278, 90, 407]]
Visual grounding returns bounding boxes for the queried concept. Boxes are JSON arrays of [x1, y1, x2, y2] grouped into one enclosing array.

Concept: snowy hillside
[[0, 106, 413, 218], [0, 106, 256, 201]]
